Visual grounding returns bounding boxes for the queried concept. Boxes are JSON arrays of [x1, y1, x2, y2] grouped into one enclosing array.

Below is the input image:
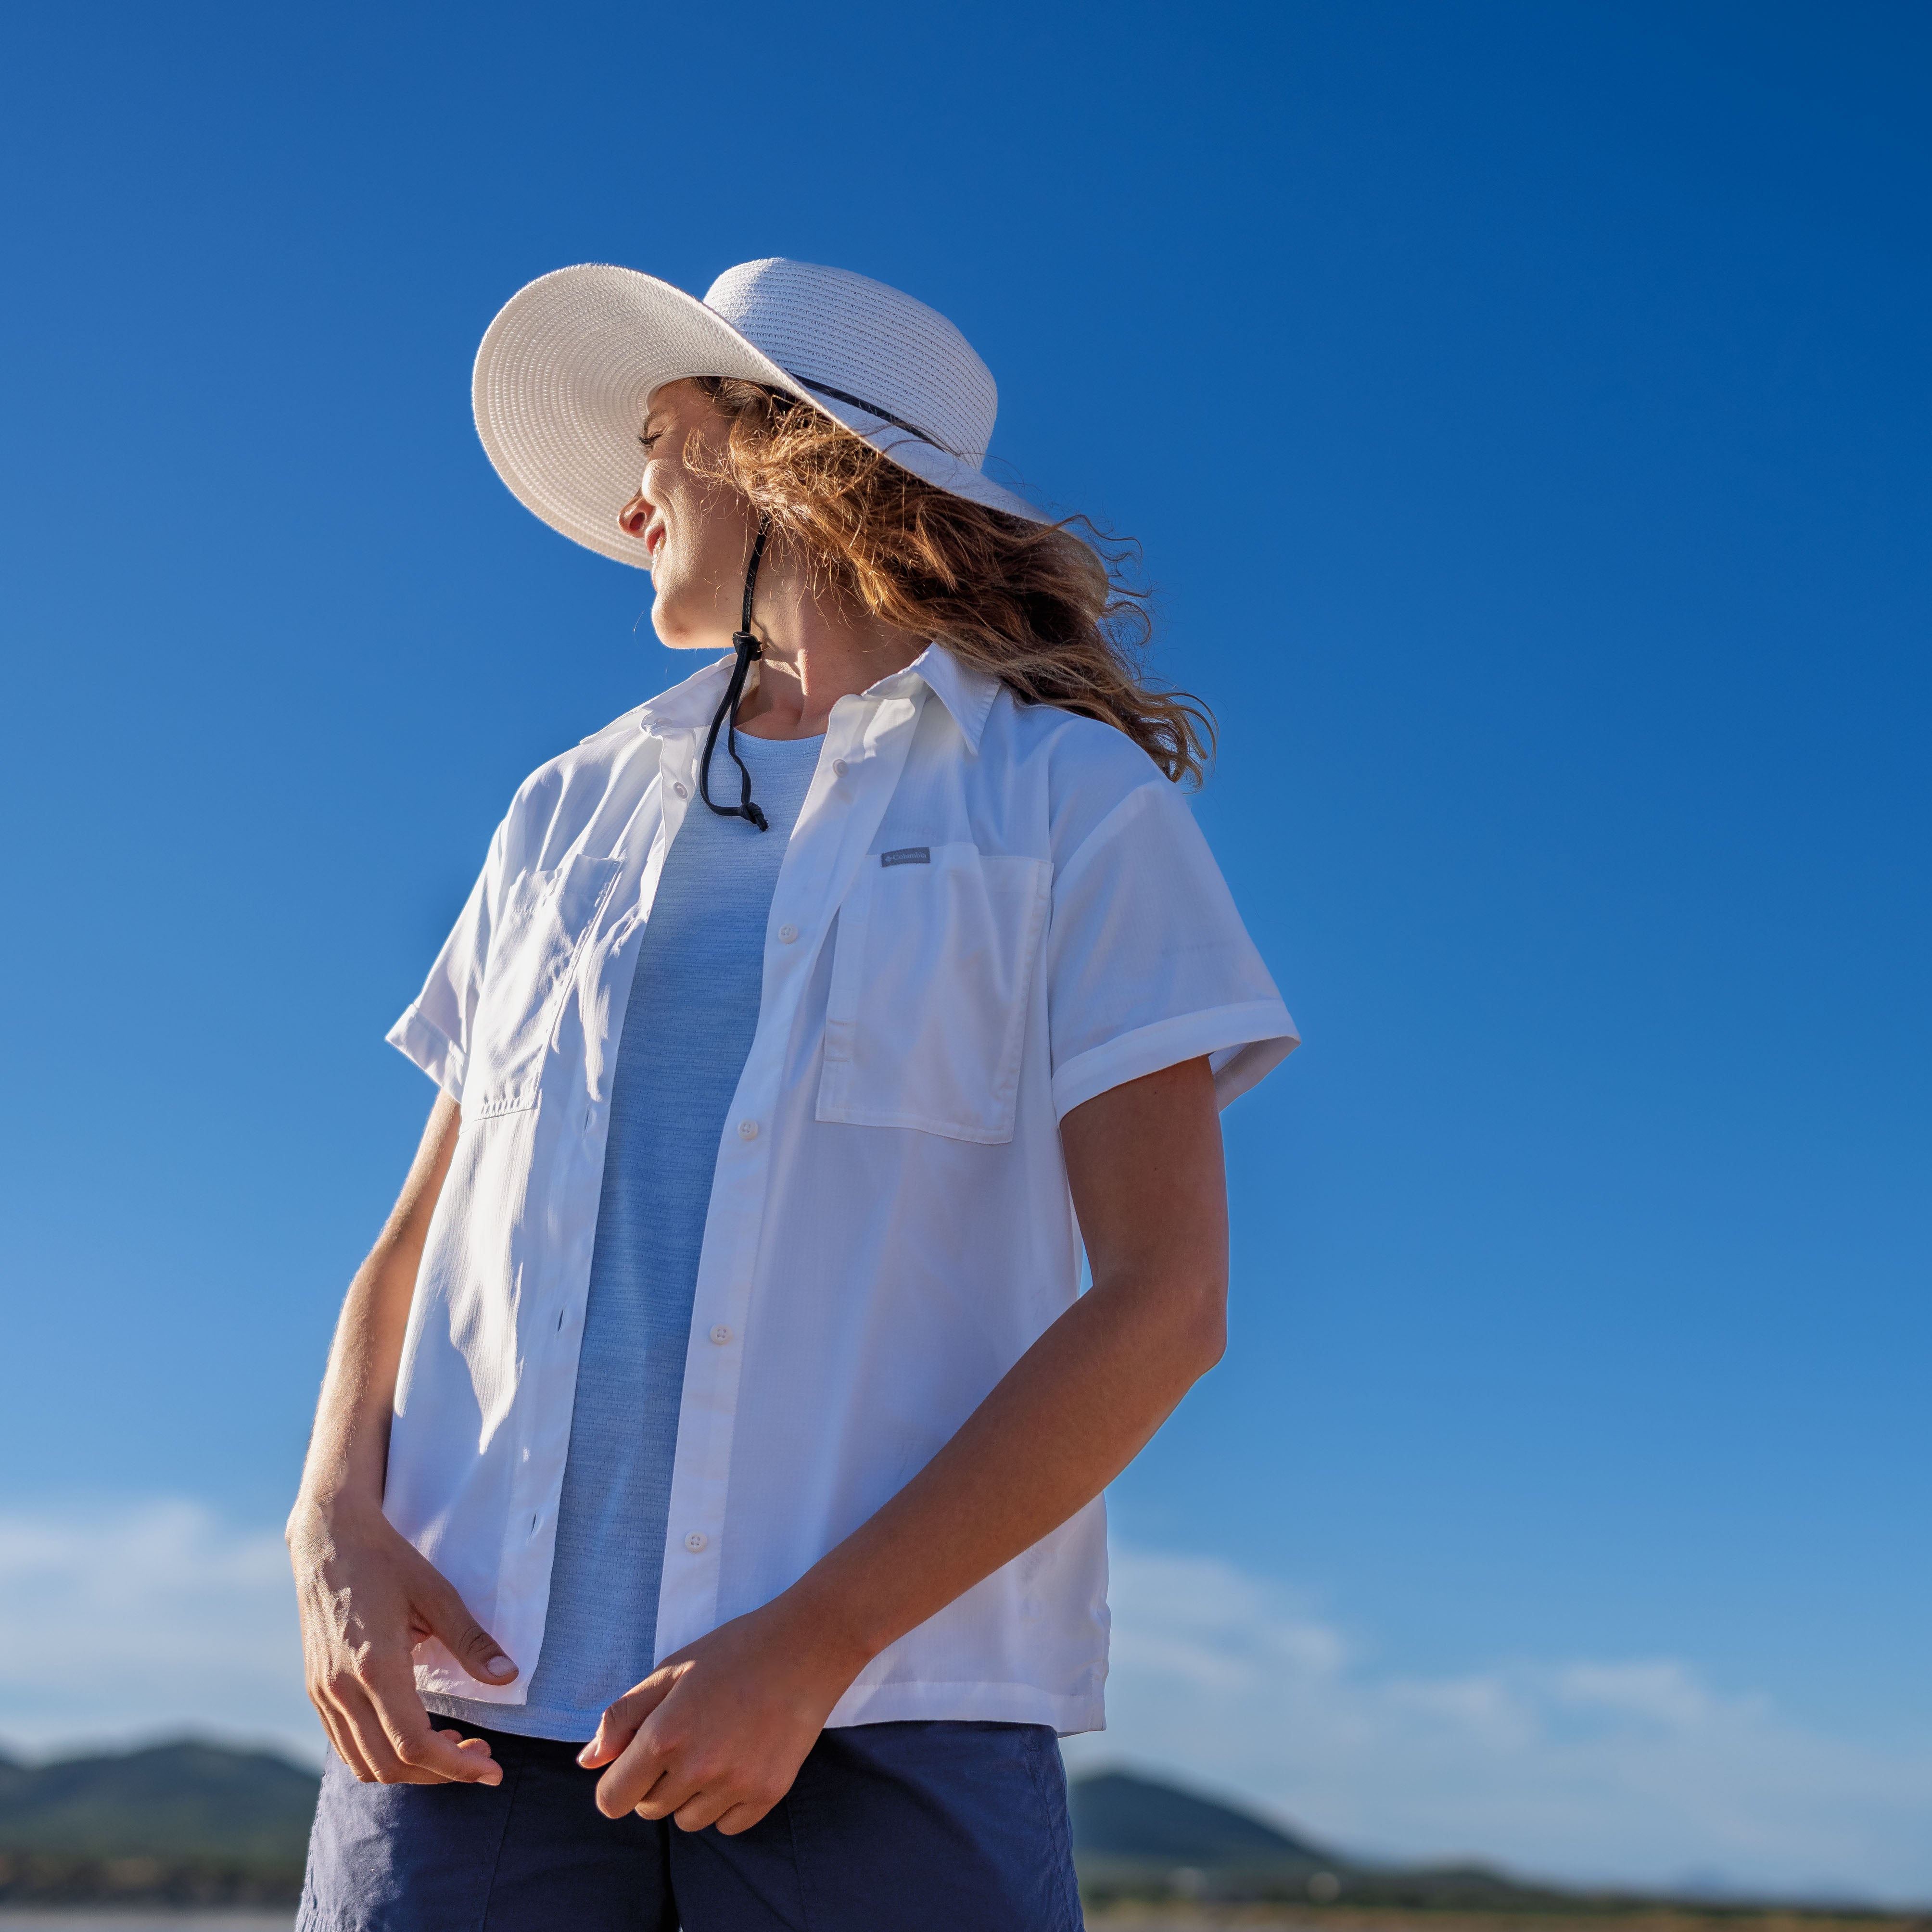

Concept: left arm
[[579, 1053, 1228, 1831]]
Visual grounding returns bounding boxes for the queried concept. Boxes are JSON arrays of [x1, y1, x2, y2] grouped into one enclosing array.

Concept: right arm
[[286, 1093, 518, 1785]]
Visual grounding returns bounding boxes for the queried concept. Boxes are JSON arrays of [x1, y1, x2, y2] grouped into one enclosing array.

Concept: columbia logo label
[[880, 846, 931, 867]]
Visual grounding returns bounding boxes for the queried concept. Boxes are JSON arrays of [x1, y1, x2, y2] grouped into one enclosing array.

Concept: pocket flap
[[466, 854, 622, 1111]]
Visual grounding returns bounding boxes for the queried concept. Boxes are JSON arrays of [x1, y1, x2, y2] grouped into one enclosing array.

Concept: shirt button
[[831, 758, 848, 778], [684, 1531, 708, 1552], [709, 1324, 733, 1345], [673, 780, 689, 798], [777, 923, 798, 944], [737, 1119, 759, 1140]]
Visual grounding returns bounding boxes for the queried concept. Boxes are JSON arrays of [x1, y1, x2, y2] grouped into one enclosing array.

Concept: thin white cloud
[[2, 1503, 1928, 1901], [1066, 1546, 1932, 1902], [0, 1497, 318, 1763]]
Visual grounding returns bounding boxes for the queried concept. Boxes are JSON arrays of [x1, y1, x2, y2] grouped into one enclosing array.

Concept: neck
[[730, 543, 926, 741]]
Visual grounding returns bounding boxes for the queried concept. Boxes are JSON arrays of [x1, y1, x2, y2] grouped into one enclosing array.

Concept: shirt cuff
[[386, 1002, 467, 1101], [1050, 1000, 1299, 1120]]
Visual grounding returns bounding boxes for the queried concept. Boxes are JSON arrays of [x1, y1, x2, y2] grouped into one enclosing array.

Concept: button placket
[[653, 691, 929, 1663], [654, 732, 698, 847]]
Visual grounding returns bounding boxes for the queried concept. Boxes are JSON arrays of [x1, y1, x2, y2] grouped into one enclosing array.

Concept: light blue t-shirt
[[427, 729, 823, 1742]]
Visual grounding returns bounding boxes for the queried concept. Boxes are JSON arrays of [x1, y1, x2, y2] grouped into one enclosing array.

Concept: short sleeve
[[384, 820, 508, 1103], [1046, 782, 1297, 1118]]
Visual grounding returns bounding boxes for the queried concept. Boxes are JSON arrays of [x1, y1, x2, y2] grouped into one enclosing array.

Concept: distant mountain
[[1070, 1768, 1335, 1867], [1068, 1767, 1350, 1899], [0, 1740, 319, 1863], [1065, 1767, 1566, 1907], [0, 1740, 319, 1905]]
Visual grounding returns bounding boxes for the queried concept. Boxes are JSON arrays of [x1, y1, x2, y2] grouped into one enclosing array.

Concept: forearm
[[291, 1263, 407, 1525], [774, 1059, 1226, 1672], [779, 1257, 1224, 1672], [291, 1094, 459, 1529]]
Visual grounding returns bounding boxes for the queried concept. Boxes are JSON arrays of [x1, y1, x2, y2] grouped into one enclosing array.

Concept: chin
[[650, 588, 710, 652]]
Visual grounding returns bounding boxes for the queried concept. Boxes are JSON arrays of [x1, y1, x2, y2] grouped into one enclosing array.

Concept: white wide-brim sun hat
[[473, 257, 1047, 567]]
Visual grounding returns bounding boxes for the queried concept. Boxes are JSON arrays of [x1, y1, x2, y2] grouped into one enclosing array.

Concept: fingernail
[[575, 1745, 594, 1767], [484, 1654, 515, 1678]]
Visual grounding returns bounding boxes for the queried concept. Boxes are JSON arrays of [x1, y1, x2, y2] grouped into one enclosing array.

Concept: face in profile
[[618, 379, 762, 651]]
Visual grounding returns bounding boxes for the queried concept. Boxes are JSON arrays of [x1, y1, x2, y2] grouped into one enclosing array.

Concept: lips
[[643, 518, 666, 562]]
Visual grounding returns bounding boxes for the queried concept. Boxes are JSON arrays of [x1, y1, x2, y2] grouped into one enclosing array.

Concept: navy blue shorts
[[297, 1717, 1084, 1931]]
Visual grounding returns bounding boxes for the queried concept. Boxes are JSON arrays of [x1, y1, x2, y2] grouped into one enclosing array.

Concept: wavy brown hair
[[689, 377, 1212, 784]]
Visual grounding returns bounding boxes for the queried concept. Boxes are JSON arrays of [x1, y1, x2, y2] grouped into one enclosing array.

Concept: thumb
[[419, 1579, 518, 1686]]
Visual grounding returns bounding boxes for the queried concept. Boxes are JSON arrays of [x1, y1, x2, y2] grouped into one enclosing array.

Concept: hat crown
[[702, 259, 998, 468]]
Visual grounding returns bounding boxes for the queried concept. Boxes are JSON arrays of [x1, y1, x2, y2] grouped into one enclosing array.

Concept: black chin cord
[[698, 515, 771, 832]]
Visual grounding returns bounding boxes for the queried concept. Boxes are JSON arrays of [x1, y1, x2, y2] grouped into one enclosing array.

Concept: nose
[[618, 490, 650, 539]]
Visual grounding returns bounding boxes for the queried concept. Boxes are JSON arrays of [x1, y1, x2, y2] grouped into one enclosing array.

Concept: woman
[[290, 257, 1296, 1932]]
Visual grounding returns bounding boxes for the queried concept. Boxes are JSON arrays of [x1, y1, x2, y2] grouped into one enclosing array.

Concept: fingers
[[712, 1797, 782, 1837], [670, 1785, 736, 1832], [318, 1674, 444, 1785], [580, 1647, 806, 1829], [377, 1691, 505, 1787], [592, 1729, 669, 1818], [311, 1654, 503, 1787], [665, 1771, 788, 1834], [309, 1687, 379, 1784], [578, 1668, 677, 1772], [418, 1576, 519, 1688], [631, 1758, 700, 1822], [306, 1663, 389, 1784], [598, 1737, 788, 1834]]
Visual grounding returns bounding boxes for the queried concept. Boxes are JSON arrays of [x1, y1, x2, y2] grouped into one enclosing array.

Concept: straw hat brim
[[472, 264, 1048, 567]]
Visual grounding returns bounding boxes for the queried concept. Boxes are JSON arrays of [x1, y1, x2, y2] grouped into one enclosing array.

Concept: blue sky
[[2, 0, 1928, 1898]]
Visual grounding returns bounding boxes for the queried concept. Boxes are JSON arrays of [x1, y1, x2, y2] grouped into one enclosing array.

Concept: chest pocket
[[817, 842, 1052, 1145], [465, 854, 623, 1117]]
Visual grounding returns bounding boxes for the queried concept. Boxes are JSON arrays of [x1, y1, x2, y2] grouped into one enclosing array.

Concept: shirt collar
[[633, 655, 739, 737], [635, 642, 1001, 753], [863, 643, 1000, 753]]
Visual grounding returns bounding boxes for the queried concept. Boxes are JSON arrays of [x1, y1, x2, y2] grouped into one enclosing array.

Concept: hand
[[288, 1498, 519, 1786], [576, 1600, 867, 1835]]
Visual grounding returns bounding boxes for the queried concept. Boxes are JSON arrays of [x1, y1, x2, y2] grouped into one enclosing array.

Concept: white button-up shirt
[[384, 645, 1296, 1735]]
